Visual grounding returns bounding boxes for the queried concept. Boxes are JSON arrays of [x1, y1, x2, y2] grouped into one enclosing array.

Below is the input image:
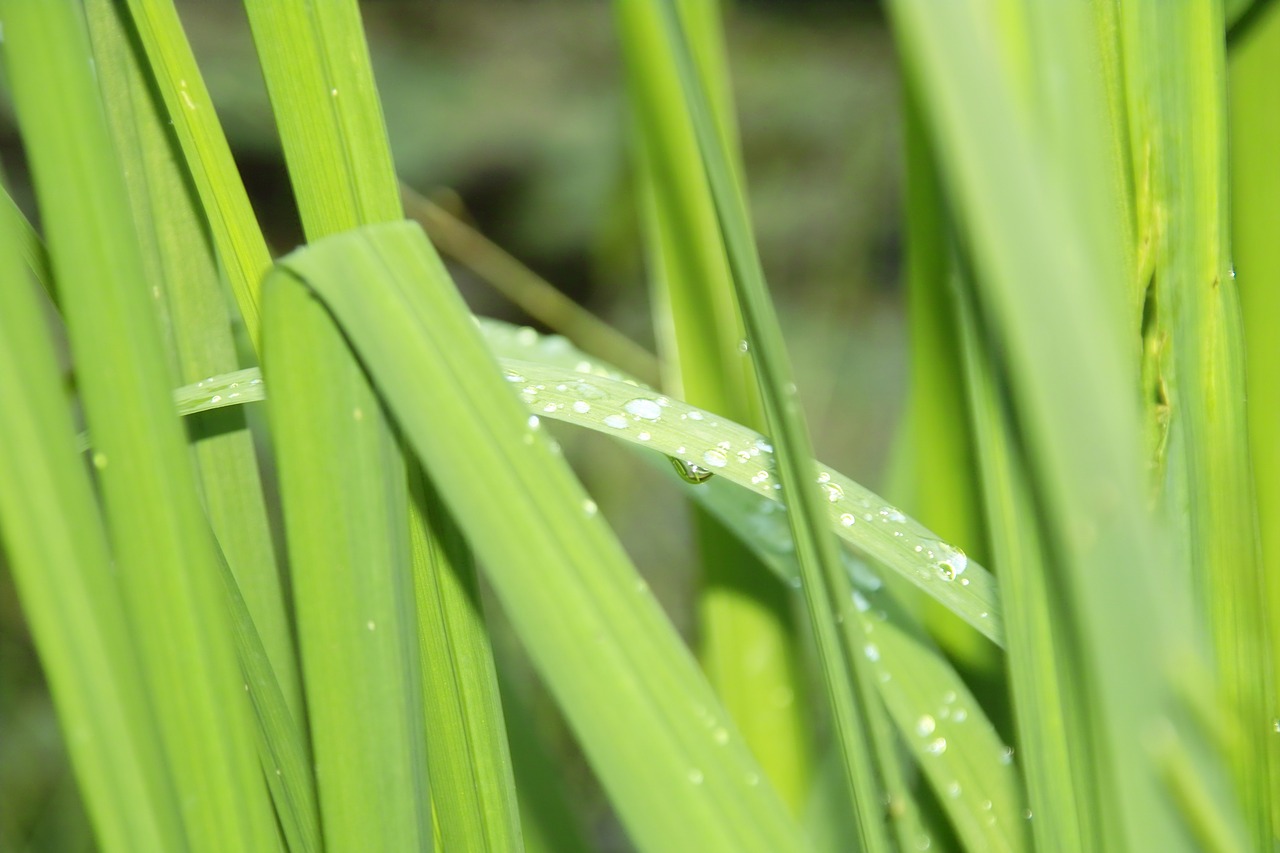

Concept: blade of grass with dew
[[649, 5, 910, 848], [0, 3, 279, 848], [263, 277, 432, 850], [1120, 4, 1276, 845], [119, 0, 273, 345], [616, 0, 811, 815], [0, 176, 182, 853], [162, 338, 1005, 645], [1229, 3, 1280, 823], [265, 221, 805, 853], [401, 182, 660, 387], [84, 0, 302, 726], [683, 472, 1027, 853], [887, 0, 1233, 848], [408, 466, 523, 852]]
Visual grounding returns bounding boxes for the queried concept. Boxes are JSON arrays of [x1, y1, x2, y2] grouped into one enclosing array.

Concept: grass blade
[[0, 2, 278, 847], [0, 176, 182, 853], [266, 221, 804, 852]]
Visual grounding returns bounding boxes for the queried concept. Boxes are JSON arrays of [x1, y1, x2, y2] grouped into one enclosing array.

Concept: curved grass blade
[[159, 324, 1004, 645], [266, 221, 804, 853]]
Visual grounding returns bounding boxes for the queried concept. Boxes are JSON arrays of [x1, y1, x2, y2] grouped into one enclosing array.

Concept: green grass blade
[[266, 221, 804, 853], [690, 478, 1028, 853], [263, 277, 432, 851], [0, 179, 182, 853], [648, 6, 905, 846], [242, 0, 399, 236], [165, 349, 1004, 646], [617, 0, 810, 813], [84, 0, 302, 727], [120, 0, 274, 347], [0, 2, 279, 848], [1229, 4, 1280, 832], [2, 186, 54, 306], [408, 467, 524, 851], [1120, 5, 1275, 846]]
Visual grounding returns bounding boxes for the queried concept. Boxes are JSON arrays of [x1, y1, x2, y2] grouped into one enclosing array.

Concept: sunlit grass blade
[[886, 0, 1236, 849], [266, 221, 804, 852], [0, 179, 182, 853], [408, 467, 523, 851], [264, 278, 432, 850], [119, 0, 274, 346], [616, 0, 810, 813], [1229, 5, 1280, 831], [1120, 4, 1276, 845], [84, 0, 302, 726], [0, 2, 278, 848]]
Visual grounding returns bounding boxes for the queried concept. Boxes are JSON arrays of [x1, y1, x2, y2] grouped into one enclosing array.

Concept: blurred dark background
[[0, 2, 908, 849]]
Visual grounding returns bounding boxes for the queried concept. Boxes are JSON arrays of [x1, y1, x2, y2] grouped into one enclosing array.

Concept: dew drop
[[638, 431, 651, 441], [514, 327, 538, 346], [916, 715, 936, 736], [624, 398, 662, 420], [947, 781, 961, 799], [713, 727, 729, 745], [687, 411, 704, 421], [840, 513, 856, 527], [583, 499, 598, 517], [755, 438, 773, 453], [603, 414, 629, 429], [366, 620, 376, 631], [572, 401, 591, 414], [822, 483, 844, 502], [751, 470, 770, 485], [504, 370, 525, 383], [952, 708, 968, 723], [353, 407, 364, 421], [211, 394, 222, 403], [527, 415, 540, 430], [934, 543, 968, 581], [702, 449, 729, 468], [879, 506, 907, 522], [925, 737, 948, 755], [572, 381, 605, 400], [1000, 745, 1014, 764], [737, 339, 750, 353], [817, 471, 831, 484], [864, 643, 881, 662]]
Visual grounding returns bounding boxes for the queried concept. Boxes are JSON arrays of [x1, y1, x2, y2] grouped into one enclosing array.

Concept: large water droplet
[[935, 544, 969, 581], [624, 398, 662, 420], [670, 458, 714, 484], [603, 414, 629, 429]]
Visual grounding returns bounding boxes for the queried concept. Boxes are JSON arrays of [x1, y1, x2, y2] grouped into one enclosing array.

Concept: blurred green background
[[0, 2, 907, 849]]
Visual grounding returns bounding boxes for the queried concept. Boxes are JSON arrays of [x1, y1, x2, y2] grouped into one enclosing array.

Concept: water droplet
[[504, 370, 525, 383], [852, 590, 870, 612], [751, 470, 770, 485], [755, 438, 773, 453], [353, 407, 364, 421], [879, 506, 907, 522], [737, 339, 750, 353], [603, 414, 629, 429], [638, 431, 651, 441], [947, 781, 961, 798], [822, 483, 844, 502], [841, 513, 856, 526], [687, 410, 704, 421], [366, 620, 376, 631], [916, 835, 932, 850], [817, 471, 831, 484], [1024, 809, 1034, 820], [211, 394, 223, 404], [936, 544, 969, 581], [1272, 718, 1280, 733], [952, 708, 967, 723], [624, 398, 662, 420], [527, 415, 540, 430], [925, 737, 947, 755], [514, 326, 538, 346], [864, 643, 880, 662], [981, 799, 993, 811], [713, 728, 729, 745], [542, 403, 558, 413], [702, 449, 728, 468], [1000, 745, 1014, 764], [916, 715, 936, 736], [583, 499, 598, 516], [572, 401, 591, 414], [688, 768, 704, 785], [670, 458, 714, 483]]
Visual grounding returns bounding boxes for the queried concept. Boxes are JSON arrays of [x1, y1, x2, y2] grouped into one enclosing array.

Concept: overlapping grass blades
[[0, 1, 278, 848], [265, 221, 804, 852]]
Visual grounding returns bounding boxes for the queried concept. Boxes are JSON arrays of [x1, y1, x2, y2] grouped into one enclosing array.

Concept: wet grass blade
[[0, 2, 279, 848], [265, 221, 804, 852]]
